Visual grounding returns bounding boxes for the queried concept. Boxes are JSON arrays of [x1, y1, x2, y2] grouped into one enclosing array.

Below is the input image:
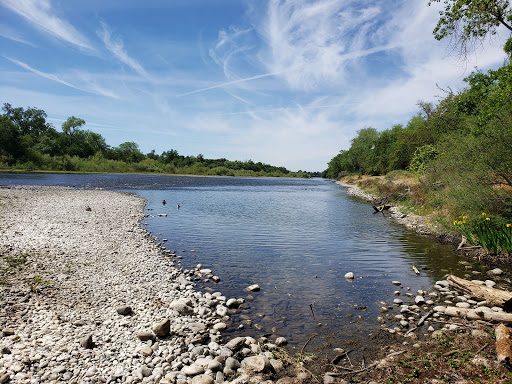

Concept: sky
[[0, 0, 509, 172]]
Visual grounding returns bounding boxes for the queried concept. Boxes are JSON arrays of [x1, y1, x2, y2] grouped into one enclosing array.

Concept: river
[[0, 173, 474, 354]]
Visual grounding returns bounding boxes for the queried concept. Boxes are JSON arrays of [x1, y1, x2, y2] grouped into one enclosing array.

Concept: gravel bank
[[0, 186, 305, 384]]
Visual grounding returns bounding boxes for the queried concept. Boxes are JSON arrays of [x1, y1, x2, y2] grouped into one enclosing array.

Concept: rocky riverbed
[[0, 186, 307, 384]]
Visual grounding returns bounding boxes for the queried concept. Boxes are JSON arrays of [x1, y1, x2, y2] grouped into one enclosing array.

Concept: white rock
[[247, 284, 260, 292]]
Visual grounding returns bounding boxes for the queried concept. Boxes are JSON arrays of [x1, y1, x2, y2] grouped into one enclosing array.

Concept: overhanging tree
[[428, 0, 512, 56]]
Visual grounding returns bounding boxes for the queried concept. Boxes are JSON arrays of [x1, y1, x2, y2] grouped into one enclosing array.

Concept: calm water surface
[[0, 173, 473, 352]]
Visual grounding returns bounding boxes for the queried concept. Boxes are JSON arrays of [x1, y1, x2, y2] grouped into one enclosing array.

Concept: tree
[[428, 0, 512, 56], [349, 127, 380, 174], [0, 115, 23, 163], [62, 116, 86, 137], [160, 149, 179, 164], [115, 142, 145, 163], [2, 103, 53, 138]]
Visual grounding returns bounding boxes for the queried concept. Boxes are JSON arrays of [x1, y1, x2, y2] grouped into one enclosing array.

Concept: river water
[[0, 173, 473, 353]]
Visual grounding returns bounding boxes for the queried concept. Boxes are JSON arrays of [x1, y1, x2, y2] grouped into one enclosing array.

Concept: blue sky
[[0, 0, 509, 172]]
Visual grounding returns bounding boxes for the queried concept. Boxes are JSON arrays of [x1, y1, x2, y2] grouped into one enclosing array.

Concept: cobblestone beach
[[0, 186, 304, 384]]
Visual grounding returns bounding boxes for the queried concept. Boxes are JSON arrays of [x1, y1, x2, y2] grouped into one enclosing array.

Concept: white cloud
[[176, 71, 280, 97], [0, 24, 37, 46], [98, 21, 149, 78], [259, 0, 399, 90], [0, 0, 92, 49], [5, 57, 120, 98]]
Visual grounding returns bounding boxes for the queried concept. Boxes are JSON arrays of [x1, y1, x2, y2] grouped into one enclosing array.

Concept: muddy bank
[[0, 186, 308, 384]]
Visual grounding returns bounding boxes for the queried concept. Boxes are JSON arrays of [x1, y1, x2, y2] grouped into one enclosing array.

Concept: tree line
[[324, 0, 512, 220], [0, 103, 312, 178]]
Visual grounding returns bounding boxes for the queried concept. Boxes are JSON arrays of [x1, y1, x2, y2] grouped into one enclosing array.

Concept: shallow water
[[0, 173, 475, 351]]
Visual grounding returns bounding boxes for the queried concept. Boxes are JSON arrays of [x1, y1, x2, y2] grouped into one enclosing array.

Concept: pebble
[[488, 268, 503, 276], [344, 272, 354, 280], [246, 284, 260, 292], [0, 187, 305, 384], [117, 305, 133, 315], [152, 318, 171, 338]]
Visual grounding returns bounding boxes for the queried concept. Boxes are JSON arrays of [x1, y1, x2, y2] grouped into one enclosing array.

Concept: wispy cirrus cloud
[[98, 21, 149, 78], [176, 71, 280, 97], [0, 0, 92, 49], [260, 0, 390, 89], [5, 57, 119, 98], [0, 24, 37, 46]]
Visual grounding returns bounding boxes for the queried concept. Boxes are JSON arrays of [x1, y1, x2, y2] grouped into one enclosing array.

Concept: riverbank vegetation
[[324, 0, 512, 255], [0, 103, 312, 178]]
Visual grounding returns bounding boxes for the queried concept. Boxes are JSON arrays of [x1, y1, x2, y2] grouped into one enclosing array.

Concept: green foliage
[[409, 144, 438, 175], [62, 116, 85, 136], [2, 103, 53, 138], [0, 115, 23, 164], [0, 104, 311, 178], [428, 0, 512, 56], [454, 213, 512, 254], [324, 57, 512, 236]]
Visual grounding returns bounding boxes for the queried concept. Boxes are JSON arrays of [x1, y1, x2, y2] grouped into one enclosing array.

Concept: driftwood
[[412, 264, 420, 275], [417, 309, 434, 326], [326, 350, 406, 377], [496, 324, 512, 366], [372, 205, 391, 213], [444, 306, 512, 323], [447, 275, 512, 311]]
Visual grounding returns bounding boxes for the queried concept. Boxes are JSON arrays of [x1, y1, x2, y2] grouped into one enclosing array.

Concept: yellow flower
[[458, 221, 463, 225], [507, 224, 511, 228], [463, 221, 466, 224], [482, 212, 486, 216], [486, 217, 490, 221], [453, 220, 457, 225], [462, 216, 467, 219]]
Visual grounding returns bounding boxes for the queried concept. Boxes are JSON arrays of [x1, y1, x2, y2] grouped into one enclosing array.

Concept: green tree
[[160, 149, 179, 164], [115, 142, 145, 163], [2, 103, 53, 138], [0, 115, 23, 163], [428, 0, 512, 55], [349, 127, 380, 174], [62, 116, 86, 137]]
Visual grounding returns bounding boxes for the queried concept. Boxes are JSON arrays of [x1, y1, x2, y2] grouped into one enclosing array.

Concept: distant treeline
[[0, 103, 314, 178], [323, 60, 512, 219]]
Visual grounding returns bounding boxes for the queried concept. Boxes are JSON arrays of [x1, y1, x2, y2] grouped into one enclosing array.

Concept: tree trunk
[[444, 306, 512, 323], [496, 324, 512, 366], [447, 275, 512, 311]]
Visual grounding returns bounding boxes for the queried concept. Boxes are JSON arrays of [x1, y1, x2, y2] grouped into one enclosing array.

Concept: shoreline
[[336, 179, 460, 245], [0, 186, 307, 383]]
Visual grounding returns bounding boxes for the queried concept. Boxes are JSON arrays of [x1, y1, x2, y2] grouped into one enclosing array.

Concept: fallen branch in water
[[300, 333, 318, 355], [417, 310, 434, 326]]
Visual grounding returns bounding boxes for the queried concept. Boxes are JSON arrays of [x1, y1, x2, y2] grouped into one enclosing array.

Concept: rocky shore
[[336, 180, 459, 243], [0, 186, 306, 384]]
